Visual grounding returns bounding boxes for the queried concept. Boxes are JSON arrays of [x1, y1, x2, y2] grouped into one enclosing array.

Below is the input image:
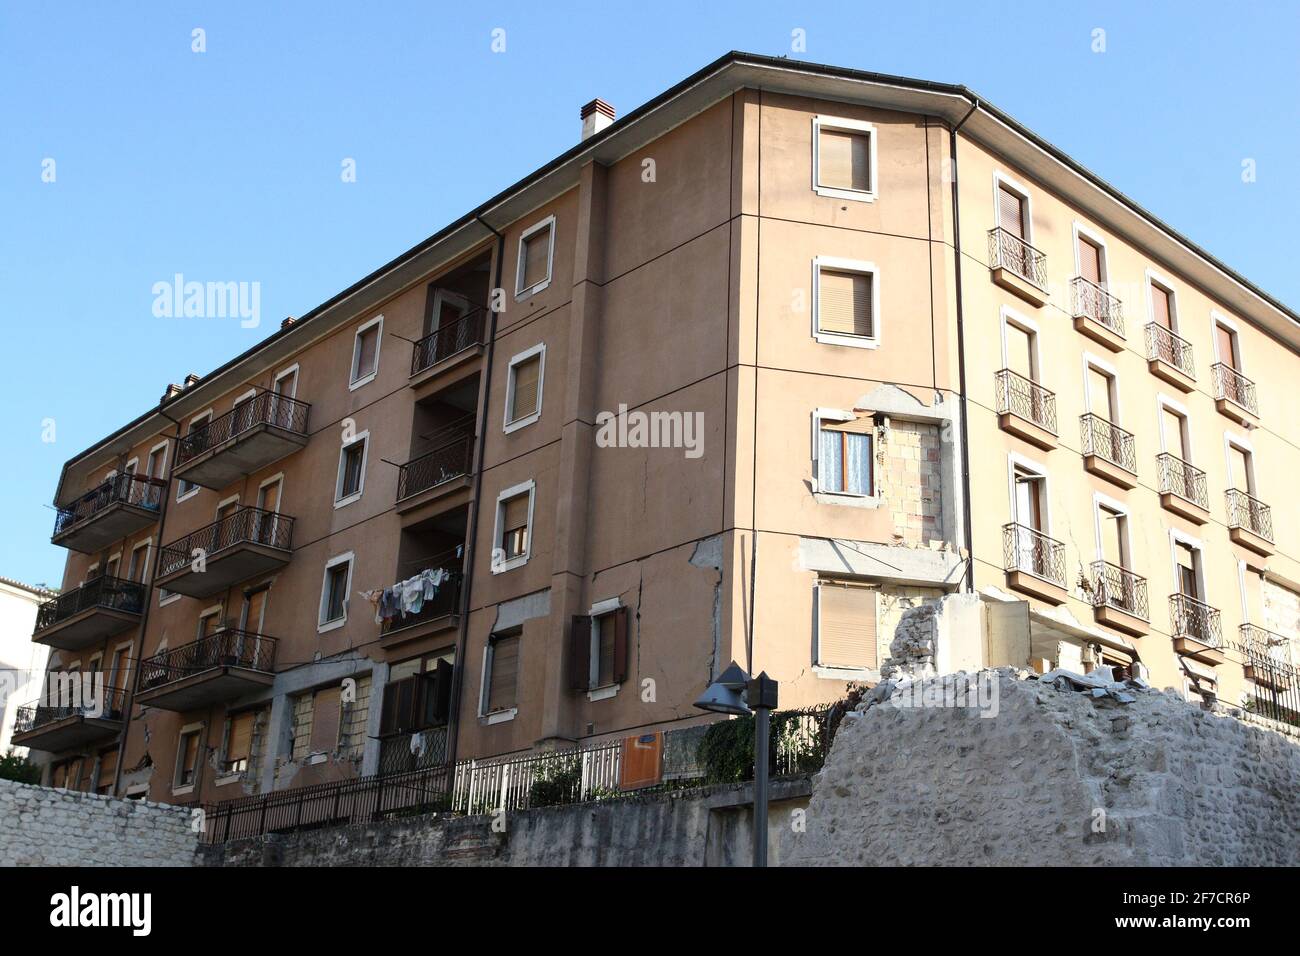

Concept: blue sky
[[2, 1, 1297, 588]]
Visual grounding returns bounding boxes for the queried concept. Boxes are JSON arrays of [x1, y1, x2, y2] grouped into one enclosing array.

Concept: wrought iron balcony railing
[[1079, 413, 1136, 473], [176, 392, 310, 466], [1226, 488, 1273, 542], [1144, 322, 1195, 378], [411, 309, 487, 376], [988, 227, 1048, 289], [1089, 560, 1149, 620], [53, 473, 166, 538], [157, 507, 294, 578], [139, 629, 277, 691], [1156, 453, 1208, 511], [1211, 363, 1258, 416], [1169, 593, 1222, 648], [381, 569, 463, 635], [35, 575, 146, 633], [1002, 522, 1067, 587], [1071, 276, 1124, 337], [13, 684, 128, 735], [1237, 624, 1293, 668], [995, 368, 1057, 434], [396, 432, 475, 500]]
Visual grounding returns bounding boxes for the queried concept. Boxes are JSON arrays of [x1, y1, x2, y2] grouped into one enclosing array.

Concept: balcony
[[172, 392, 310, 491], [52, 473, 167, 554], [11, 684, 126, 752], [409, 309, 487, 396], [1002, 522, 1068, 604], [1144, 323, 1195, 392], [395, 429, 475, 527], [987, 228, 1049, 307], [1169, 594, 1224, 665], [32, 576, 146, 651], [1211, 363, 1259, 426], [995, 369, 1057, 450], [1237, 625, 1294, 691], [155, 507, 294, 598], [135, 629, 277, 711], [1226, 489, 1274, 558], [1070, 277, 1125, 351], [380, 568, 463, 646], [1088, 561, 1149, 636], [1079, 414, 1137, 489], [1156, 453, 1209, 524]]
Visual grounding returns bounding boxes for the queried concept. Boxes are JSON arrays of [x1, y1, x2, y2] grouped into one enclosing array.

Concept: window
[[1158, 398, 1192, 462], [271, 365, 299, 429], [492, 481, 535, 573], [334, 432, 368, 506], [1084, 358, 1118, 421], [813, 257, 879, 348], [1172, 536, 1204, 602], [1147, 273, 1178, 331], [144, 442, 167, 506], [177, 411, 212, 500], [127, 541, 150, 583], [1010, 460, 1048, 534], [516, 216, 555, 299], [996, 177, 1030, 239], [814, 410, 874, 496], [1213, 316, 1241, 371], [95, 748, 118, 796], [815, 580, 878, 673], [350, 316, 383, 389], [812, 116, 876, 202], [481, 631, 521, 717], [220, 711, 255, 776], [1094, 498, 1131, 570], [318, 553, 353, 631], [569, 605, 629, 695], [504, 344, 545, 432], [1225, 437, 1256, 495], [198, 605, 224, 640], [1074, 225, 1108, 287], [175, 727, 202, 789]]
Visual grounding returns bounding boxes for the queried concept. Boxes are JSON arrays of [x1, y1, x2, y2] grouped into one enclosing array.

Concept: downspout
[[950, 100, 979, 592], [443, 216, 505, 773]]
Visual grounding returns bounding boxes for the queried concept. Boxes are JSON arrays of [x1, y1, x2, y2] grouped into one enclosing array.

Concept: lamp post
[[694, 661, 780, 867]]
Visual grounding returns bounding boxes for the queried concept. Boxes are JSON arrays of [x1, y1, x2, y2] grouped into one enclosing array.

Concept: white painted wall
[[0, 579, 51, 757]]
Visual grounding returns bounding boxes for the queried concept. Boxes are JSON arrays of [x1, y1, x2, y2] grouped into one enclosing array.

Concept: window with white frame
[[177, 411, 212, 500], [812, 257, 879, 348], [814, 579, 878, 673], [1158, 397, 1192, 463], [504, 344, 545, 432], [1073, 224, 1108, 288], [570, 602, 629, 696], [1225, 436, 1256, 496], [318, 553, 353, 631], [349, 316, 383, 389], [814, 409, 874, 496], [812, 116, 877, 202], [334, 431, 368, 506], [481, 629, 521, 717], [995, 175, 1031, 240], [516, 216, 555, 299], [219, 710, 257, 776], [1147, 272, 1179, 332], [492, 481, 534, 573], [174, 725, 203, 789]]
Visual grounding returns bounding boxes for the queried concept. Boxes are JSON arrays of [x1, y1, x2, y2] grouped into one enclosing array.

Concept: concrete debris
[[1035, 666, 1149, 704]]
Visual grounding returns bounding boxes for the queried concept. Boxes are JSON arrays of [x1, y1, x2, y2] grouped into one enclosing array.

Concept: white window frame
[[273, 362, 300, 398], [1071, 221, 1110, 287], [811, 115, 878, 203], [173, 721, 204, 794], [811, 407, 875, 498], [176, 409, 213, 502], [233, 387, 258, 408], [1006, 451, 1052, 535], [1092, 492, 1132, 568], [993, 171, 1034, 244], [587, 597, 623, 700], [811, 256, 881, 349], [503, 343, 547, 433], [1223, 431, 1257, 495], [478, 633, 520, 723], [1210, 311, 1244, 373], [333, 430, 370, 508], [1168, 528, 1207, 602], [999, 306, 1041, 380], [491, 480, 536, 574], [127, 538, 152, 584], [1081, 351, 1121, 423], [812, 579, 879, 680], [1156, 393, 1193, 461], [349, 315, 384, 390], [429, 288, 471, 331], [317, 551, 355, 633], [197, 603, 225, 639], [1145, 269, 1180, 333], [145, 440, 169, 480], [515, 215, 556, 300], [256, 472, 285, 512], [159, 589, 183, 608]]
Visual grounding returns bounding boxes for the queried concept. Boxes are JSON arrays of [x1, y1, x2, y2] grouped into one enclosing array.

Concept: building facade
[[17, 54, 1299, 810], [0, 577, 53, 758]]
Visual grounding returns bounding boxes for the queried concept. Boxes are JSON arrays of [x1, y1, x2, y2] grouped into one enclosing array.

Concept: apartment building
[[0, 577, 53, 757], [16, 53, 1298, 811]]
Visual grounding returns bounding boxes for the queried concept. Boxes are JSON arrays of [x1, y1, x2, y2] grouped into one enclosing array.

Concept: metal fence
[[1071, 276, 1124, 337], [1235, 625, 1300, 727], [35, 575, 146, 632], [995, 368, 1057, 434], [54, 473, 166, 537], [988, 227, 1048, 289], [411, 309, 486, 375], [1169, 593, 1222, 648], [158, 507, 294, 577], [1002, 522, 1066, 586], [1079, 413, 1136, 474], [1156, 452, 1208, 511], [13, 684, 128, 736], [1212, 363, 1258, 416], [396, 434, 474, 500], [1089, 560, 1149, 620], [380, 571, 463, 636], [1226, 488, 1273, 542], [1145, 322, 1195, 378], [139, 629, 277, 691], [177, 391, 310, 465]]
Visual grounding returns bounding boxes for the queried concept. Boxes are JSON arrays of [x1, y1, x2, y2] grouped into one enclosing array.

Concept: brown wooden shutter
[[818, 128, 870, 191], [817, 582, 877, 669], [510, 356, 541, 421], [568, 615, 592, 691], [430, 659, 453, 723], [818, 270, 873, 337], [998, 185, 1024, 237], [1078, 237, 1102, 284], [612, 606, 629, 684], [97, 749, 118, 791], [1151, 284, 1172, 328], [521, 226, 551, 290], [487, 635, 519, 712], [227, 713, 253, 763], [1215, 323, 1238, 369], [310, 686, 342, 753]]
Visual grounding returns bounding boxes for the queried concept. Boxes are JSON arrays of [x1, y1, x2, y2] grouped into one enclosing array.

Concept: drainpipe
[[443, 216, 505, 774], [950, 100, 979, 593]]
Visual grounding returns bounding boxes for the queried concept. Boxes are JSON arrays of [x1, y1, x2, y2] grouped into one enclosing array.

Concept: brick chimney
[[183, 373, 200, 389], [281, 316, 296, 330], [162, 383, 183, 402], [580, 99, 615, 141]]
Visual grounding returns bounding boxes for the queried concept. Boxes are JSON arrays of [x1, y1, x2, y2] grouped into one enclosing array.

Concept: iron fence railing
[[1071, 276, 1124, 337], [34, 575, 146, 632], [157, 507, 294, 578], [995, 368, 1057, 434], [378, 726, 450, 776], [1234, 625, 1300, 726], [1079, 413, 1136, 474], [1156, 453, 1208, 511], [396, 433, 474, 500], [54, 473, 167, 537], [1145, 322, 1195, 378], [1226, 489, 1273, 542], [1089, 560, 1149, 620], [988, 227, 1048, 289], [13, 684, 128, 735], [411, 309, 487, 375], [176, 392, 310, 466], [1169, 593, 1222, 648], [139, 629, 277, 691], [1003, 522, 1067, 586], [380, 571, 463, 635], [1211, 363, 1258, 416]]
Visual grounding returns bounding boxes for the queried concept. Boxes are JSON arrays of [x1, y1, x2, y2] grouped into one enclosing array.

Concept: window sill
[[172, 784, 195, 796], [333, 491, 363, 510], [491, 555, 529, 575], [813, 491, 882, 510], [175, 487, 200, 504], [813, 329, 880, 350], [587, 684, 619, 702], [814, 184, 877, 204], [482, 708, 517, 725], [348, 372, 377, 392], [503, 412, 541, 434], [214, 773, 245, 787], [317, 617, 346, 634], [515, 279, 550, 302], [814, 665, 879, 681], [307, 752, 328, 765], [158, 591, 183, 607]]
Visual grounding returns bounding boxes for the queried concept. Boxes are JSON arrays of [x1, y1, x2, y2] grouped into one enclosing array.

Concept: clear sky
[[2, 1, 1297, 588]]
